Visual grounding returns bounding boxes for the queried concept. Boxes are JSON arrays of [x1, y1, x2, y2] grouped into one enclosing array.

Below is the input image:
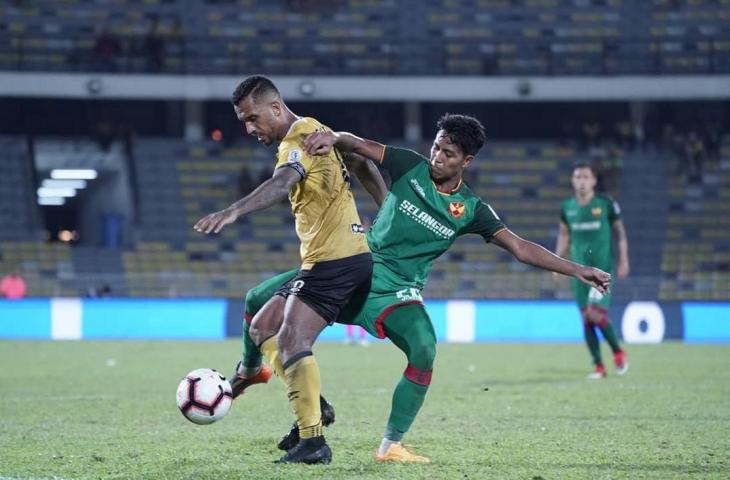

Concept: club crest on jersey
[[592, 207, 602, 217], [448, 202, 465, 218], [287, 149, 302, 163]]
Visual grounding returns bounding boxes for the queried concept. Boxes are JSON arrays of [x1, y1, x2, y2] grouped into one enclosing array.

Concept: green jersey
[[366, 146, 506, 291], [560, 194, 620, 271]]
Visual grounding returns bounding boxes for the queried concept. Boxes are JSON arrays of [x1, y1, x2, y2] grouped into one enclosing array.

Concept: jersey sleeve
[[380, 146, 428, 182], [559, 201, 568, 224], [608, 198, 621, 223], [275, 140, 315, 181], [464, 201, 506, 242]]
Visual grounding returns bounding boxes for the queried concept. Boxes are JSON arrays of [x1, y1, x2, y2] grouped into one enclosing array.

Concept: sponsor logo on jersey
[[572, 221, 601, 231], [351, 224, 365, 234], [396, 287, 423, 302], [398, 199, 455, 239], [592, 207, 602, 217], [448, 202, 465, 218], [410, 178, 426, 198], [290, 280, 305, 294]]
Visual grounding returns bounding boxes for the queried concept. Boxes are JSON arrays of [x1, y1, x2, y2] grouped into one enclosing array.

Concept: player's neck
[[576, 191, 594, 205], [275, 109, 301, 142], [434, 176, 462, 194]]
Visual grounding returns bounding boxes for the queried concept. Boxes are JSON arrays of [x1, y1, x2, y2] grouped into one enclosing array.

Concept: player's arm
[[343, 152, 388, 207], [552, 221, 571, 281], [612, 219, 630, 278], [194, 167, 300, 234], [304, 131, 385, 164], [492, 229, 611, 294], [555, 221, 571, 259]]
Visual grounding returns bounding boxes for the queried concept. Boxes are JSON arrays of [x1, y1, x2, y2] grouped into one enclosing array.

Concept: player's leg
[[230, 270, 297, 397], [376, 303, 433, 463], [277, 253, 372, 464], [240, 270, 296, 372], [587, 285, 628, 375], [358, 325, 369, 346], [573, 278, 604, 378], [582, 307, 605, 379], [276, 297, 330, 463]]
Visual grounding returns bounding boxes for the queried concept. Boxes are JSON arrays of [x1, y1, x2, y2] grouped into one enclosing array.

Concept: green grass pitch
[[1, 340, 728, 479]]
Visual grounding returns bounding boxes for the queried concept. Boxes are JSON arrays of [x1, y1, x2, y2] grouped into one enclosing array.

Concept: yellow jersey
[[275, 117, 369, 269]]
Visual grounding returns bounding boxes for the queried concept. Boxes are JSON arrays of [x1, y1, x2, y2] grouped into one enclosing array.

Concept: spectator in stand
[[704, 122, 721, 165], [685, 130, 706, 183], [1, 269, 27, 300], [92, 26, 122, 72], [144, 16, 165, 72]]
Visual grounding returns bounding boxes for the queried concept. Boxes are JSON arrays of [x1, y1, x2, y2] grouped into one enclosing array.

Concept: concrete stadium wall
[[1, 299, 728, 343]]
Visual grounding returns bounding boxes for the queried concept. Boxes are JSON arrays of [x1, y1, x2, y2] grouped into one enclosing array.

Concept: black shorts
[[275, 252, 373, 324]]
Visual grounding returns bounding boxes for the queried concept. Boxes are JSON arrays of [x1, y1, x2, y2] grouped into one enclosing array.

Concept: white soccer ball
[[176, 368, 233, 425]]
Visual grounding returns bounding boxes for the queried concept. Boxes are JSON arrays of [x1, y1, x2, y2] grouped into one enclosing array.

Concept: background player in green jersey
[[238, 115, 612, 463], [555, 162, 631, 379]]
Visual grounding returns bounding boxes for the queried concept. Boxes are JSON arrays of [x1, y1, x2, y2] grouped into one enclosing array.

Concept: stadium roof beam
[[1, 73, 729, 102]]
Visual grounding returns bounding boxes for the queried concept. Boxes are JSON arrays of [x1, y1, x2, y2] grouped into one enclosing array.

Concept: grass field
[[1, 340, 728, 480]]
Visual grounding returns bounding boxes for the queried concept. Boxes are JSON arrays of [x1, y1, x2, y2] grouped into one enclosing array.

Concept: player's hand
[[304, 131, 337, 155], [576, 266, 611, 295], [617, 259, 630, 278], [193, 208, 238, 234]]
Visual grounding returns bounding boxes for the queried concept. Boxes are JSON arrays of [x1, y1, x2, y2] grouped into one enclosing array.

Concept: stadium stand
[[1, 0, 728, 75], [660, 139, 730, 300]]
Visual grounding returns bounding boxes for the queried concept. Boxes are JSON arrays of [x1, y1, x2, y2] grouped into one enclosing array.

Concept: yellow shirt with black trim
[[275, 117, 369, 269]]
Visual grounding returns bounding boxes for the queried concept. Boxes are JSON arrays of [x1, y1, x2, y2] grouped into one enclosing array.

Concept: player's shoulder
[[283, 117, 325, 142], [459, 182, 483, 203], [560, 197, 575, 209], [459, 187, 498, 216], [595, 193, 619, 207], [385, 145, 428, 163]]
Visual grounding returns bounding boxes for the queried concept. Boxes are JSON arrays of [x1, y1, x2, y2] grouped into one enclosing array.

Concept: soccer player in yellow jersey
[[194, 75, 372, 464]]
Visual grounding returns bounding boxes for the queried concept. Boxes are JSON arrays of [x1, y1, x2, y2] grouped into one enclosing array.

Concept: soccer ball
[[176, 368, 233, 425]]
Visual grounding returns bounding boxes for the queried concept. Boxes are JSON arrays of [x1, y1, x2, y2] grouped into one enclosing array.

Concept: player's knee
[[582, 307, 598, 325], [244, 286, 267, 317], [249, 317, 277, 346], [248, 321, 265, 346], [409, 341, 436, 370]]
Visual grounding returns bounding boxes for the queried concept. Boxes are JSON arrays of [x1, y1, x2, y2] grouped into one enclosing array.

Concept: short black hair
[[231, 75, 280, 106], [436, 113, 486, 157], [573, 161, 597, 176]]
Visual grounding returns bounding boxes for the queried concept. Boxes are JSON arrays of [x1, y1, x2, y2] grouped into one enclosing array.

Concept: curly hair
[[436, 113, 486, 157], [231, 75, 279, 106]]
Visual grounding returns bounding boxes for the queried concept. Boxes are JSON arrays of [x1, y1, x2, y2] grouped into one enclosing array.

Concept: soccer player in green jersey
[[236, 115, 612, 462], [555, 163, 630, 379]]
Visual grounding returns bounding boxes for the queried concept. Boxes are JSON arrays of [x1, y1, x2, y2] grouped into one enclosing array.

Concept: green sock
[[385, 376, 428, 442], [584, 323, 602, 366], [241, 313, 263, 370], [599, 322, 622, 354]]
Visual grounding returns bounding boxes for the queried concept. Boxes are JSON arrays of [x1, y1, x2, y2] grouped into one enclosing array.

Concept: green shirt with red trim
[[560, 194, 620, 271], [366, 146, 505, 291]]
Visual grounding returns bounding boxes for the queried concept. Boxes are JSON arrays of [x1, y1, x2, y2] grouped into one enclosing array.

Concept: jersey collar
[[433, 179, 462, 195]]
